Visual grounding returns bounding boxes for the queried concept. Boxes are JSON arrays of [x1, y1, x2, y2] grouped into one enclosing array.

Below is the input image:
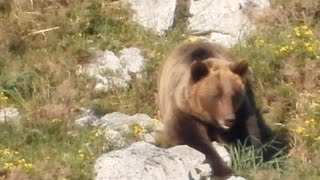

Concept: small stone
[[0, 107, 20, 123], [74, 115, 96, 126], [105, 129, 126, 147], [227, 175, 247, 180], [142, 133, 155, 144]]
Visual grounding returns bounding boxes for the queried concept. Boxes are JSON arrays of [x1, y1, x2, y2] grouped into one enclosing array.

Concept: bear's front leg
[[173, 117, 233, 179], [246, 115, 262, 148]]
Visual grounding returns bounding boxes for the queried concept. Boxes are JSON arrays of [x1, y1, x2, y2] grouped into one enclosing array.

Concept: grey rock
[[127, 0, 177, 34], [105, 129, 126, 148], [78, 48, 146, 91], [94, 141, 246, 180], [75, 111, 163, 146], [126, 0, 269, 47], [95, 142, 188, 180], [99, 112, 133, 129], [142, 133, 156, 144], [212, 142, 231, 166], [168, 145, 211, 180], [168, 142, 232, 179], [99, 112, 162, 131], [119, 47, 145, 76], [74, 107, 105, 126], [0, 107, 20, 123], [188, 0, 269, 47], [227, 176, 247, 180], [87, 106, 107, 118], [74, 115, 97, 126]]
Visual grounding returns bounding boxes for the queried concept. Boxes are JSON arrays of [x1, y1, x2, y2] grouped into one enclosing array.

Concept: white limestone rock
[[78, 47, 146, 91], [0, 107, 20, 123], [188, 0, 270, 47], [127, 0, 177, 34], [94, 141, 247, 180], [94, 142, 188, 180]]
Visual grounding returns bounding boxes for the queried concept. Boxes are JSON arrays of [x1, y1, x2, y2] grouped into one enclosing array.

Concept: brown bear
[[157, 41, 269, 179]]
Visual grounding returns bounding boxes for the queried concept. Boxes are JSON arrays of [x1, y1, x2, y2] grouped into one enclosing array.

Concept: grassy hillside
[[0, 0, 320, 179]]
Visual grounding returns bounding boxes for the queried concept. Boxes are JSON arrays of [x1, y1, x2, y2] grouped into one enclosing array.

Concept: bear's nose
[[225, 119, 235, 127]]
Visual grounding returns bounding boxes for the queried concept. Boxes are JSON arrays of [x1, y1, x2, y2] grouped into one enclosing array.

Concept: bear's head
[[187, 58, 249, 130]]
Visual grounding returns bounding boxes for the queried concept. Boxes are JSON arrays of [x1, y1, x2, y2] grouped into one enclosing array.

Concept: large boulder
[[94, 141, 245, 180], [127, 0, 270, 47], [127, 0, 177, 34], [188, 0, 269, 47]]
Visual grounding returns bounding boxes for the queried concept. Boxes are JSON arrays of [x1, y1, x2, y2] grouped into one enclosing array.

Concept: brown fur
[[157, 41, 267, 178]]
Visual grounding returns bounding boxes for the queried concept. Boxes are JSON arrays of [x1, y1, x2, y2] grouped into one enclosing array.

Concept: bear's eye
[[213, 94, 222, 99]]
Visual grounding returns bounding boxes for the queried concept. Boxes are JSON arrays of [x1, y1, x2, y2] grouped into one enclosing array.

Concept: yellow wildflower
[[315, 136, 320, 141], [0, 92, 8, 102], [18, 158, 26, 164], [133, 124, 145, 137], [152, 119, 161, 126], [2, 148, 11, 155], [94, 129, 103, 137], [305, 118, 315, 125], [78, 149, 85, 158], [23, 163, 34, 169], [305, 29, 313, 36], [294, 27, 301, 37], [296, 127, 306, 135], [255, 39, 265, 46], [51, 118, 61, 123], [187, 36, 202, 42], [279, 45, 292, 53], [79, 154, 85, 158], [3, 162, 15, 170], [304, 42, 315, 52]]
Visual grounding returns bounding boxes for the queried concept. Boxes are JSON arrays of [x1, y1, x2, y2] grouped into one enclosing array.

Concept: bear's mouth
[[220, 119, 235, 130], [221, 124, 232, 130]]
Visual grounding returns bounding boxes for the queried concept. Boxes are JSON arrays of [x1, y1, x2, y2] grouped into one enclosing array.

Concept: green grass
[[1, 0, 320, 179], [231, 142, 286, 179], [0, 119, 108, 179]]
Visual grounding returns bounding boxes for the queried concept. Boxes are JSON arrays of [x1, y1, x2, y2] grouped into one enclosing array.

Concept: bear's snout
[[218, 114, 236, 130], [224, 118, 235, 127]]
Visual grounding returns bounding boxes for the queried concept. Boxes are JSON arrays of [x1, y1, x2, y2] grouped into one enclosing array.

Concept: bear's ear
[[230, 59, 248, 76], [191, 61, 209, 82]]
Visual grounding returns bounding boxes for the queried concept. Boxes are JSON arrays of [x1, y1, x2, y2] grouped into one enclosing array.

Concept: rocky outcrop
[[76, 111, 246, 180], [78, 1, 270, 91], [77, 47, 146, 91], [75, 111, 163, 145], [127, 0, 270, 47], [127, 0, 177, 34], [94, 141, 246, 180]]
